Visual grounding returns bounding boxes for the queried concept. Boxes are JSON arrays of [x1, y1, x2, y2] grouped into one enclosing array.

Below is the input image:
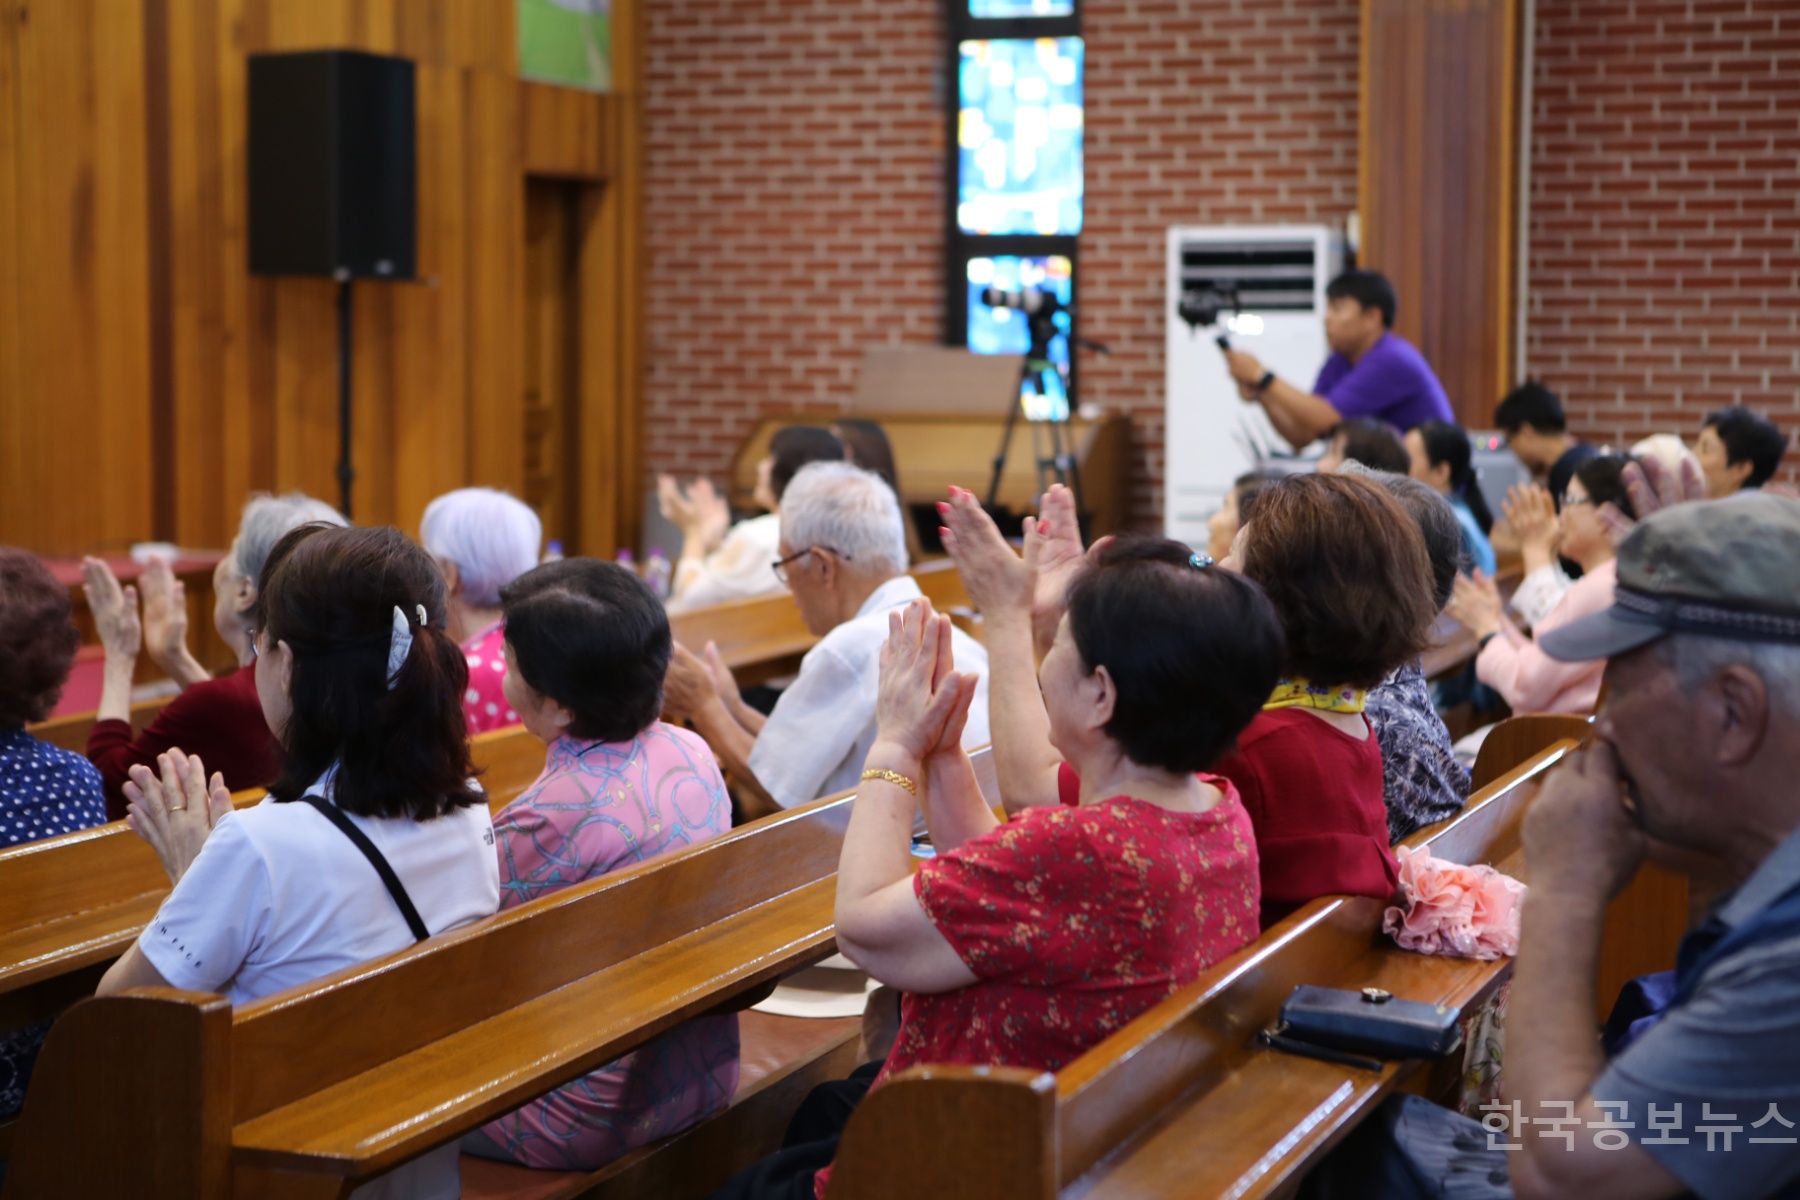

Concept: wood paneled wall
[[0, 0, 641, 558], [1359, 0, 1521, 428]]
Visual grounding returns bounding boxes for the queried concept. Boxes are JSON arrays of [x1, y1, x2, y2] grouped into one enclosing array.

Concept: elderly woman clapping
[[717, 509, 1284, 1199], [82, 492, 344, 816]]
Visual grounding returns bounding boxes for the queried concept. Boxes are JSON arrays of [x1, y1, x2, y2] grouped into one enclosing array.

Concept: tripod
[[984, 352, 1085, 521]]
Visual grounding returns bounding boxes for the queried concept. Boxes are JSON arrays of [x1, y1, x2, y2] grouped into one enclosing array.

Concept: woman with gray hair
[[420, 486, 542, 734], [82, 491, 345, 816]]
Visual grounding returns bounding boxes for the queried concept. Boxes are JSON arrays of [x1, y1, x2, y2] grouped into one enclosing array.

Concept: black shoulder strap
[[295, 795, 431, 942]]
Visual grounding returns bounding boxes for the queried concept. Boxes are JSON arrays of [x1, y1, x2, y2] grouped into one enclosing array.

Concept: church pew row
[[827, 728, 1688, 1200], [2, 749, 998, 1199], [0, 725, 547, 1050], [28, 693, 175, 754]]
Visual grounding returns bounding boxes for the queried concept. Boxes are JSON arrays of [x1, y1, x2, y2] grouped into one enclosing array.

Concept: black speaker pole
[[335, 276, 355, 520]]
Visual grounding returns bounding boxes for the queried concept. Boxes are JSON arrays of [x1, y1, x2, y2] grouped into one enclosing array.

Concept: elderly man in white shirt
[[663, 461, 990, 820]]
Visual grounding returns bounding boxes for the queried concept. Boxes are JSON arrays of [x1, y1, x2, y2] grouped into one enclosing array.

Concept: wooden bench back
[[827, 740, 1576, 1200], [0, 726, 545, 1012], [26, 694, 174, 754], [3, 746, 992, 1197]]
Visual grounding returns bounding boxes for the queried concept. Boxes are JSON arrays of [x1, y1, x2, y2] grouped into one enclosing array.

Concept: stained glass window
[[966, 254, 1074, 421], [969, 0, 1075, 16], [957, 38, 1084, 237]]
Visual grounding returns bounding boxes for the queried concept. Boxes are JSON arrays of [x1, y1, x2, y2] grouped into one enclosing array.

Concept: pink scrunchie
[[1381, 846, 1527, 960]]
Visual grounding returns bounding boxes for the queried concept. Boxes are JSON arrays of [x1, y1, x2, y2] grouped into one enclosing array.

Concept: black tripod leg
[[985, 362, 1031, 512]]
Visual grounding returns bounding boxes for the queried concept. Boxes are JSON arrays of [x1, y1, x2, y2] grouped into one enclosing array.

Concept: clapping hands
[[873, 600, 978, 764], [124, 749, 234, 884]]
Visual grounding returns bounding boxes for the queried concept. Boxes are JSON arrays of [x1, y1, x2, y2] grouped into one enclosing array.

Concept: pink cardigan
[[1476, 558, 1615, 715]]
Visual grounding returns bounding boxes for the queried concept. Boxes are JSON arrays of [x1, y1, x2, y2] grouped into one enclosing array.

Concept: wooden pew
[[0, 726, 548, 1056], [27, 693, 175, 754], [826, 737, 1614, 1199], [3, 749, 997, 1198]]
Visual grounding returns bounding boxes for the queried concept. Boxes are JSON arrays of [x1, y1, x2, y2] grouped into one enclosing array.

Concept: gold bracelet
[[860, 767, 918, 796]]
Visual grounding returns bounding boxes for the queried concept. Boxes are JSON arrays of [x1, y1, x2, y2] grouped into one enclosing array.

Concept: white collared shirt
[[747, 575, 991, 809]]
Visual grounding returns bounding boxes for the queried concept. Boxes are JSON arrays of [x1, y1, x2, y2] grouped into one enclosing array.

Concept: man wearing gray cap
[[1306, 492, 1800, 1200], [1506, 490, 1800, 1199]]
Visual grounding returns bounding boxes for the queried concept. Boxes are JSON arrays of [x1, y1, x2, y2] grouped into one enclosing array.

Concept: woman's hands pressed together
[[124, 748, 234, 884], [1446, 569, 1505, 641], [871, 599, 977, 768]]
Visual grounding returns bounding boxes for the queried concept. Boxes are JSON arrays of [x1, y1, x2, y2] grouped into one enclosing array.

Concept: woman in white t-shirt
[[98, 523, 500, 1200]]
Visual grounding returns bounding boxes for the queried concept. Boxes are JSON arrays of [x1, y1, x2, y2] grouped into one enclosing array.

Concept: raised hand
[[657, 474, 697, 529], [662, 641, 720, 722], [874, 600, 974, 763], [937, 486, 1037, 620], [139, 556, 194, 675], [81, 557, 142, 663], [688, 478, 732, 553], [1445, 569, 1504, 640], [124, 749, 234, 884], [1502, 482, 1560, 570], [1601, 453, 1707, 545]]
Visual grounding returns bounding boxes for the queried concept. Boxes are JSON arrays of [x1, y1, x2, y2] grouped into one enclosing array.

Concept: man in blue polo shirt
[[1222, 269, 1453, 450]]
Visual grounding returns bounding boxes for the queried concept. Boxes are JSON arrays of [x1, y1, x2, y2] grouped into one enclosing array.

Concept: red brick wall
[[640, 0, 946, 483], [641, 0, 1798, 523], [1079, 0, 1361, 524], [1526, 0, 1800, 480]]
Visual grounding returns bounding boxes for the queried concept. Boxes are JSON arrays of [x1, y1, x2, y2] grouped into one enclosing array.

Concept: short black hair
[[1328, 418, 1410, 474], [1324, 269, 1397, 328], [769, 426, 847, 503], [1572, 454, 1636, 520], [501, 558, 671, 743], [1702, 406, 1787, 488], [1066, 536, 1285, 773], [1494, 381, 1566, 435]]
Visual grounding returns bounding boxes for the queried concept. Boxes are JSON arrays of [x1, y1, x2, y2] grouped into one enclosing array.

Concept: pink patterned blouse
[[476, 724, 740, 1170], [461, 623, 520, 735]]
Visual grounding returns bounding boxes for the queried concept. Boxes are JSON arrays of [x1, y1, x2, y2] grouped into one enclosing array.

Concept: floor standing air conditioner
[[1163, 225, 1343, 548]]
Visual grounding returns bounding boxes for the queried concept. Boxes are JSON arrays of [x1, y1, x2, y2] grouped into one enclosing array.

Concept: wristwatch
[[1254, 370, 1276, 395]]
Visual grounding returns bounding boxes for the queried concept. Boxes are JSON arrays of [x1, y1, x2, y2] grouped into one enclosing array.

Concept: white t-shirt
[[666, 511, 786, 612], [747, 574, 991, 810], [138, 768, 500, 1200]]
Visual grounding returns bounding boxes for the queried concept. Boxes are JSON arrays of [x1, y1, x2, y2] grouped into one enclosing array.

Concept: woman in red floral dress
[[714, 495, 1286, 1200]]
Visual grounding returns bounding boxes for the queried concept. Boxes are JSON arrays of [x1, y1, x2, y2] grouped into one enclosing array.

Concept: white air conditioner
[[1163, 225, 1343, 547]]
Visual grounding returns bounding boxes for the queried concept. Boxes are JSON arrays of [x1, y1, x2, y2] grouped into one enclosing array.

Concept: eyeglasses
[[771, 545, 851, 584], [1560, 494, 1595, 509]]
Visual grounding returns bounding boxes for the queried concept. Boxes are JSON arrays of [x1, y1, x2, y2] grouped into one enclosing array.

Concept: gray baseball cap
[[1539, 491, 1800, 662]]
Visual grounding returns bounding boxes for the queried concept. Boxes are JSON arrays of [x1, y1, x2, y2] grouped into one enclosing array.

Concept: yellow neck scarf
[[1264, 677, 1367, 714]]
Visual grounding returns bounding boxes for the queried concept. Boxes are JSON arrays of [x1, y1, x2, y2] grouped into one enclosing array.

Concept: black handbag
[[1261, 985, 1464, 1069]]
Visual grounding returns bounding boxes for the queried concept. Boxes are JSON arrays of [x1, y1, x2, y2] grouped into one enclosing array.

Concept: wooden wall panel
[[0, 0, 639, 559], [1360, 0, 1520, 428]]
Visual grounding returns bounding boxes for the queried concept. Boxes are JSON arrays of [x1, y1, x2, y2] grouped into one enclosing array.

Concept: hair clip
[[386, 605, 414, 691], [1190, 552, 1215, 569], [415, 603, 427, 626]]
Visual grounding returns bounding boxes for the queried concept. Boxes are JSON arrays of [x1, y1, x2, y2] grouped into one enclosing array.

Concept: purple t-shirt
[[1311, 332, 1453, 431]]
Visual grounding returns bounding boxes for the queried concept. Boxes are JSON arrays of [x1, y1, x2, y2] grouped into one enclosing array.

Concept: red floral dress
[[814, 772, 1260, 1197]]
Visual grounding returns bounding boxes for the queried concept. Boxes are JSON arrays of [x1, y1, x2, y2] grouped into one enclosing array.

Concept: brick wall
[[641, 0, 946, 484], [1526, 0, 1800, 480], [1079, 0, 1361, 523], [642, 0, 1798, 525]]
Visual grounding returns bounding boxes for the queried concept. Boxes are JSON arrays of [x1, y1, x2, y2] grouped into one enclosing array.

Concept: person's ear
[[1429, 461, 1452, 492], [440, 558, 462, 599], [543, 696, 575, 733], [1711, 663, 1769, 767], [1086, 663, 1117, 733], [271, 638, 296, 696], [817, 548, 840, 590], [235, 575, 258, 615], [1726, 459, 1754, 491]]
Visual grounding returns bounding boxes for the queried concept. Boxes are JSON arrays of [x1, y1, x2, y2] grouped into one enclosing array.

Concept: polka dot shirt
[[0, 726, 108, 849], [461, 623, 520, 735], [1, 726, 108, 1114]]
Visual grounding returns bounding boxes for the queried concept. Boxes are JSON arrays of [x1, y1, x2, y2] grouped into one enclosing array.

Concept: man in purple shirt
[[1223, 269, 1454, 451]]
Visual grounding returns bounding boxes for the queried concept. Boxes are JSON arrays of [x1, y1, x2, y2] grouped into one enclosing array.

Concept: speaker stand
[[335, 277, 355, 519]]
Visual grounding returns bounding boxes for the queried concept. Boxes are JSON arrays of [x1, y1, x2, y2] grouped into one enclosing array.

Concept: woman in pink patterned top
[[420, 487, 541, 734], [462, 558, 738, 1171], [715, 503, 1287, 1200]]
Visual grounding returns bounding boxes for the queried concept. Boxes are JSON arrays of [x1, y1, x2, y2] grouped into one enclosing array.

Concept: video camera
[[1176, 284, 1242, 351]]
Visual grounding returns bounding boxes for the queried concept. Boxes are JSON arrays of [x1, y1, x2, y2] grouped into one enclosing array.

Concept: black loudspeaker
[[247, 50, 416, 279]]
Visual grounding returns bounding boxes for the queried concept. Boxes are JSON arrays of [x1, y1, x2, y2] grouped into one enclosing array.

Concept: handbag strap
[[294, 795, 431, 943]]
